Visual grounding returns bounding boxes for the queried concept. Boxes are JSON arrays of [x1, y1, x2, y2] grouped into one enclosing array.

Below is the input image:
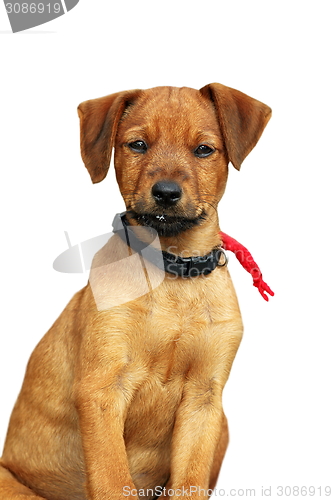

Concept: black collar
[[112, 212, 227, 278]]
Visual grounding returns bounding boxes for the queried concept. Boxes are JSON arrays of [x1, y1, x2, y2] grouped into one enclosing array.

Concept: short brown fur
[[0, 83, 271, 500]]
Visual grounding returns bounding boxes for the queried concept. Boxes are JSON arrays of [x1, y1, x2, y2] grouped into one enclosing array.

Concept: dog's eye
[[194, 144, 215, 158], [128, 140, 148, 153]]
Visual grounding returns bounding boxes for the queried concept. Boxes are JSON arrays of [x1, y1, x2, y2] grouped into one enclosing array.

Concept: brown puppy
[[0, 84, 271, 500]]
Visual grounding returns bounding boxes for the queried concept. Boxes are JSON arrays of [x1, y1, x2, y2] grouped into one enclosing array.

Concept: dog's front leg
[[167, 377, 225, 499], [75, 372, 137, 500]]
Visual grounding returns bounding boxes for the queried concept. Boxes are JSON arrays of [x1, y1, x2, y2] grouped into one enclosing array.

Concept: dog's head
[[78, 84, 271, 237]]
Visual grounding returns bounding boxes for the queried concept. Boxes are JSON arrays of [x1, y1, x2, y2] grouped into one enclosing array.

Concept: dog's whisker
[[121, 190, 139, 196], [194, 198, 218, 214], [197, 193, 218, 199]]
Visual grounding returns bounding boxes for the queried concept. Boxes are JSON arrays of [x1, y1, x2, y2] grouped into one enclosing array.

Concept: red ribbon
[[220, 231, 274, 302]]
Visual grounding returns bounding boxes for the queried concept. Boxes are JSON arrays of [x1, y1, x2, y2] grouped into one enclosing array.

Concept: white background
[[0, 1, 332, 498]]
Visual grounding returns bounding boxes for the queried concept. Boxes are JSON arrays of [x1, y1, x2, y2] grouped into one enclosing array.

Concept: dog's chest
[[122, 269, 241, 480], [122, 267, 239, 391], [123, 283, 212, 455], [89, 262, 238, 384], [135, 274, 224, 358]]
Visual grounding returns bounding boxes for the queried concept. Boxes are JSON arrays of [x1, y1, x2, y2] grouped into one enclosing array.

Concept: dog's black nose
[[152, 181, 182, 207]]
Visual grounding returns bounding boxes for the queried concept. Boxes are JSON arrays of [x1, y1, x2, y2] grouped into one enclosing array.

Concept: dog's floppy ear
[[78, 89, 142, 183], [200, 83, 271, 170]]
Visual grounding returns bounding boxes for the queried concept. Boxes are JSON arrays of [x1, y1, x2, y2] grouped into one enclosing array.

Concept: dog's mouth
[[127, 210, 207, 237]]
